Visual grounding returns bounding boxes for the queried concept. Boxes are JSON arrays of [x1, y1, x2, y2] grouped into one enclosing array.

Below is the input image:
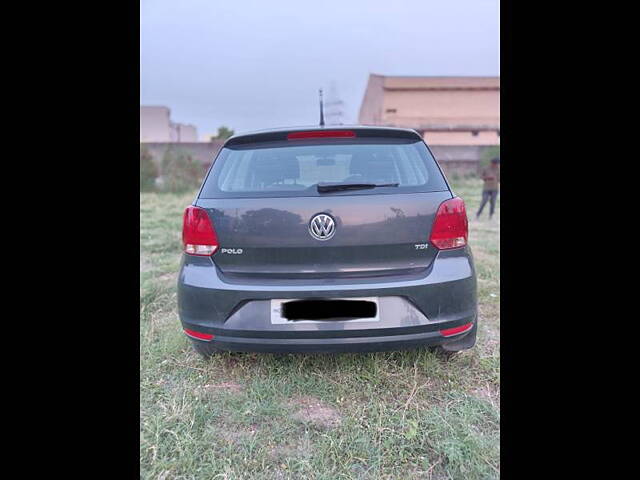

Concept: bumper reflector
[[439, 322, 473, 337], [184, 329, 214, 341]]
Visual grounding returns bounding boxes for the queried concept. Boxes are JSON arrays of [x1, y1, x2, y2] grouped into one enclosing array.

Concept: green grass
[[140, 178, 500, 479]]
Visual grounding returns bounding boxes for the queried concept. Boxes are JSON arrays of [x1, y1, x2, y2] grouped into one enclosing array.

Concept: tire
[[189, 338, 220, 358]]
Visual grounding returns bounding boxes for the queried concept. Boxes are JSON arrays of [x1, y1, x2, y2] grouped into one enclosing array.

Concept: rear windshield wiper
[[317, 182, 399, 193]]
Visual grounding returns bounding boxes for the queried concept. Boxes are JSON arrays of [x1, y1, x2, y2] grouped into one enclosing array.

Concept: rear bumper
[[190, 322, 477, 353], [178, 248, 477, 353]]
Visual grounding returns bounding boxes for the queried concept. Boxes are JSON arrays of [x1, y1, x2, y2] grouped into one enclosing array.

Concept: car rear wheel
[[189, 338, 220, 358]]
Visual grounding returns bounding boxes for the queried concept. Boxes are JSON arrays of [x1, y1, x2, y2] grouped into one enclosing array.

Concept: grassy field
[[140, 178, 500, 480]]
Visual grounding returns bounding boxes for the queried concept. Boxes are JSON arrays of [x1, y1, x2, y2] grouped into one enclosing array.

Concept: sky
[[140, 0, 499, 139]]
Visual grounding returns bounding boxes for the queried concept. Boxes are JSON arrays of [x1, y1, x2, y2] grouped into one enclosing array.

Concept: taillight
[[182, 206, 219, 256], [429, 197, 468, 249], [287, 130, 356, 140]]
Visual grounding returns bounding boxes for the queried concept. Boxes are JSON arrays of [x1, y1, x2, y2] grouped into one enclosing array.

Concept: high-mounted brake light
[[287, 130, 356, 140], [182, 206, 219, 256], [429, 197, 468, 250], [440, 322, 473, 337], [184, 329, 214, 341]]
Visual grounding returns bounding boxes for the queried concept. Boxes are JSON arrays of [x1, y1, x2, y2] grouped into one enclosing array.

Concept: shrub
[[159, 148, 203, 193], [140, 145, 157, 192]]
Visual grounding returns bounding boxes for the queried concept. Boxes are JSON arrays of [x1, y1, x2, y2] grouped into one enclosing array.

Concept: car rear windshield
[[199, 138, 448, 198]]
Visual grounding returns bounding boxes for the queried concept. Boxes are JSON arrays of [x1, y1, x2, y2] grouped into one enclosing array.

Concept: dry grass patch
[[288, 395, 342, 429], [268, 434, 312, 462], [471, 384, 500, 409], [209, 423, 258, 446], [199, 381, 245, 396], [159, 272, 177, 283]]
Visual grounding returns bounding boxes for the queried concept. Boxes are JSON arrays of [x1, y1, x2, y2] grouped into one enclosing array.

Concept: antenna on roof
[[319, 89, 325, 127]]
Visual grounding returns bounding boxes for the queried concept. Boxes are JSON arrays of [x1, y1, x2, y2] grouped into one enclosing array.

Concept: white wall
[[423, 130, 500, 146], [140, 106, 171, 142], [170, 123, 198, 142]]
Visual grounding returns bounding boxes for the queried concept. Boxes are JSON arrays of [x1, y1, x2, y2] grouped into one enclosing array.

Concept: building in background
[[170, 123, 198, 142], [140, 106, 198, 143], [140, 106, 172, 142], [358, 74, 499, 146], [141, 106, 219, 173]]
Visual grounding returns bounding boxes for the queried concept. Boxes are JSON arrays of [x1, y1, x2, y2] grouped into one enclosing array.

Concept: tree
[[211, 126, 234, 141]]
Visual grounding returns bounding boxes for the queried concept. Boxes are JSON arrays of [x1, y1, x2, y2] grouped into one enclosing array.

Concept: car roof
[[223, 125, 422, 147]]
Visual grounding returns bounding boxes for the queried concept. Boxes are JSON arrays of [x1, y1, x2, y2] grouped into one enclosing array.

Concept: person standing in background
[[476, 157, 500, 219]]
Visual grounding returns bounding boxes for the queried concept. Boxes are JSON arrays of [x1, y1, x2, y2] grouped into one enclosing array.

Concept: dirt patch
[[159, 272, 177, 283], [269, 436, 311, 461], [212, 423, 257, 446], [198, 381, 244, 396], [288, 395, 341, 429]]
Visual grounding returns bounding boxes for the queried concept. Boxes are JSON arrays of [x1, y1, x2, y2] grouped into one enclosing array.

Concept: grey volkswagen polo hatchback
[[178, 126, 477, 357]]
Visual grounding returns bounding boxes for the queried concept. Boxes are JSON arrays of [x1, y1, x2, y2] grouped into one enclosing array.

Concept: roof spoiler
[[224, 127, 422, 147]]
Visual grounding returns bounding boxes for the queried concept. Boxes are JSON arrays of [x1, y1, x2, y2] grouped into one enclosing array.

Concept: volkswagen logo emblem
[[309, 213, 336, 241]]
